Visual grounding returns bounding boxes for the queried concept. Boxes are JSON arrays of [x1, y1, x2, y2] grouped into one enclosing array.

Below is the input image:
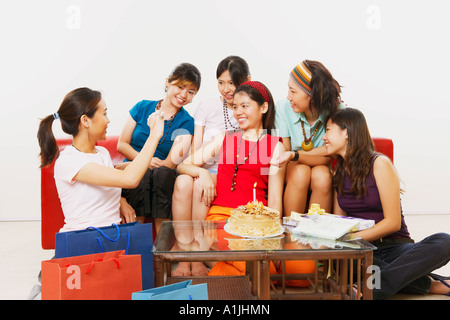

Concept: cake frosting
[[226, 201, 282, 238]]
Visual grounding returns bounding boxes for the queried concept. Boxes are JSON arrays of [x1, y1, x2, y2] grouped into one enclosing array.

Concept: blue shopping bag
[[55, 222, 153, 289], [132, 280, 208, 300]]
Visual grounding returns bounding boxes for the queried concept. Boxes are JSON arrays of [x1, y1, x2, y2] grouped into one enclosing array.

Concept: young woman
[[117, 63, 201, 232], [37, 87, 164, 232], [171, 56, 250, 276], [177, 81, 315, 281], [274, 60, 344, 215], [323, 107, 450, 299]]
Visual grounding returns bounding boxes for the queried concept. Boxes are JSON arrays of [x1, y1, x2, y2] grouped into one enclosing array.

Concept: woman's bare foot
[[429, 279, 450, 295], [172, 262, 192, 276], [191, 262, 209, 276]]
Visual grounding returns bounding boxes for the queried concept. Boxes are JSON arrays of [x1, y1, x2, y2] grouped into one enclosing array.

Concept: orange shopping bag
[[41, 250, 142, 300]]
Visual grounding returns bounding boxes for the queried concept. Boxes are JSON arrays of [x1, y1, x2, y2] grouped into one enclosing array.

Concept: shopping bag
[[55, 222, 153, 289], [41, 250, 142, 300], [132, 280, 208, 300]]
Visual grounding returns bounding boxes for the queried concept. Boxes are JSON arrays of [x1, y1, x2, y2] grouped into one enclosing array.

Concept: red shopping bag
[[41, 250, 142, 300]]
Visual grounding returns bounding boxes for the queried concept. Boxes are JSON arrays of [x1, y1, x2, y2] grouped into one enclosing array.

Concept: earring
[[165, 86, 168, 92]]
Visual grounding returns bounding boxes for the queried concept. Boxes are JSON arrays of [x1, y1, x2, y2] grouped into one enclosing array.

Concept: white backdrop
[[1, 0, 449, 220]]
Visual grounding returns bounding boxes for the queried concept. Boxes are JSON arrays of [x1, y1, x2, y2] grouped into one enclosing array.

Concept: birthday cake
[[225, 201, 283, 238]]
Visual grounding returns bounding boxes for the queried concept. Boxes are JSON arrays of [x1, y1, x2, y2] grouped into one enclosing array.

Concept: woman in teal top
[[117, 63, 200, 233], [127, 99, 194, 160], [273, 60, 342, 216]]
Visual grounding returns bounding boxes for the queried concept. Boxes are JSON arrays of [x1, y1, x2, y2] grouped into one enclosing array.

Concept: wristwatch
[[290, 150, 299, 162]]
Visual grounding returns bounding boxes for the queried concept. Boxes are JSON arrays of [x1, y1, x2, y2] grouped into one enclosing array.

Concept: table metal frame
[[153, 221, 374, 300]]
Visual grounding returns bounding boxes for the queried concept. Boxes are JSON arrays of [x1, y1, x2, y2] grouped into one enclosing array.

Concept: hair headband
[[290, 61, 312, 96], [240, 81, 270, 103], [53, 112, 60, 120]]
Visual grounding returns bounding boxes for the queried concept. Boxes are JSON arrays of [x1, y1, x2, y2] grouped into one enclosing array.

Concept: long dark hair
[[168, 62, 202, 91], [216, 56, 250, 85], [304, 60, 342, 120], [37, 87, 102, 168], [331, 108, 375, 198], [234, 82, 276, 133]]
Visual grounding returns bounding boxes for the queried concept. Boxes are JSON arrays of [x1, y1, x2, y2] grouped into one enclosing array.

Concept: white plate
[[224, 223, 285, 239]]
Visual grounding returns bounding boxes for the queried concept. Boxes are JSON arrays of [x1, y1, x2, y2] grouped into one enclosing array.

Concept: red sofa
[[40, 136, 394, 250]]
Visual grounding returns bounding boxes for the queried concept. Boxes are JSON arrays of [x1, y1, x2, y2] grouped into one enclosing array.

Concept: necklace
[[231, 131, 265, 191], [222, 98, 239, 130], [72, 144, 105, 165], [155, 100, 180, 145], [300, 120, 320, 151], [72, 144, 96, 154]]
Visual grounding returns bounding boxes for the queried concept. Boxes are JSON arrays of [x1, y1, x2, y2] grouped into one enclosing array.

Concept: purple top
[[337, 154, 410, 239]]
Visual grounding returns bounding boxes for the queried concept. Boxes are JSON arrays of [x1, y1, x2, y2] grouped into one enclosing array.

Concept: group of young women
[[37, 56, 450, 299]]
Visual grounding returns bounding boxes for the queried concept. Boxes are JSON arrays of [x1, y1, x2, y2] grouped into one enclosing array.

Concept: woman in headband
[[177, 81, 315, 282], [177, 81, 283, 222], [273, 60, 344, 216], [171, 56, 250, 277]]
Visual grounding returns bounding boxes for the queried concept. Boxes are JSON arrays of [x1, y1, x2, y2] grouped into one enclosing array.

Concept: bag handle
[[87, 223, 121, 241], [85, 258, 120, 274], [95, 233, 131, 254], [87, 224, 131, 255]]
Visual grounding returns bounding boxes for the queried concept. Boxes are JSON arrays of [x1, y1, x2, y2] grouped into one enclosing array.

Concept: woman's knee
[[424, 232, 450, 253], [310, 165, 332, 190], [173, 175, 194, 199], [286, 164, 311, 187]]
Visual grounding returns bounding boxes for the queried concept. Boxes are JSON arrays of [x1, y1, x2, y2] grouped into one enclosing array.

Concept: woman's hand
[[148, 111, 165, 139], [119, 197, 136, 224], [149, 157, 164, 170], [271, 150, 294, 167], [197, 170, 216, 206]]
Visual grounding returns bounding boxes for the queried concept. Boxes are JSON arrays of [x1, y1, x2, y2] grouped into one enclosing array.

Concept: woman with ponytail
[[273, 60, 344, 216], [37, 87, 164, 232]]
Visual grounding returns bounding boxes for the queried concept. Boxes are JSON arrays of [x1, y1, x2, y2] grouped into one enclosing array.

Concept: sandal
[[430, 273, 450, 296]]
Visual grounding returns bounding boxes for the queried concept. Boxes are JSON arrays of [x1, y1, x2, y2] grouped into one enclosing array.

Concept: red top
[[213, 131, 281, 208]]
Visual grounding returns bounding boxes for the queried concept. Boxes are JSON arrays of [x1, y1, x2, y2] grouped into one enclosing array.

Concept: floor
[[0, 215, 449, 300]]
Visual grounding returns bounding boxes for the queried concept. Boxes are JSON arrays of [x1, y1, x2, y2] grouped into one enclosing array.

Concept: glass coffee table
[[153, 220, 375, 300]]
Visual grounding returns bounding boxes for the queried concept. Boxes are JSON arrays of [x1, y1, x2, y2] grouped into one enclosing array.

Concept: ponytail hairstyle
[[216, 55, 250, 86], [37, 87, 102, 168], [331, 108, 375, 198], [234, 81, 276, 133]]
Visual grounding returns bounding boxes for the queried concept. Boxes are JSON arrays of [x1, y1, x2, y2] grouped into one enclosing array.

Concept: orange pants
[[206, 205, 315, 287]]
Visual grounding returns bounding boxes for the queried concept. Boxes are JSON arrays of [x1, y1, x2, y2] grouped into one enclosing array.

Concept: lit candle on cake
[[253, 182, 257, 203]]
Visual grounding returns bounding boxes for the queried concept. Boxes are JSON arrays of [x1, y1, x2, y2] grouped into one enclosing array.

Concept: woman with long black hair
[[323, 107, 450, 299]]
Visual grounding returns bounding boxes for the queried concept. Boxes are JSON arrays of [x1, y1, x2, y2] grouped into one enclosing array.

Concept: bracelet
[[290, 150, 299, 162]]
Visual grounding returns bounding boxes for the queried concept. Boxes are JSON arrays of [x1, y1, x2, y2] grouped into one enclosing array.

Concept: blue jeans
[[371, 232, 450, 300]]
